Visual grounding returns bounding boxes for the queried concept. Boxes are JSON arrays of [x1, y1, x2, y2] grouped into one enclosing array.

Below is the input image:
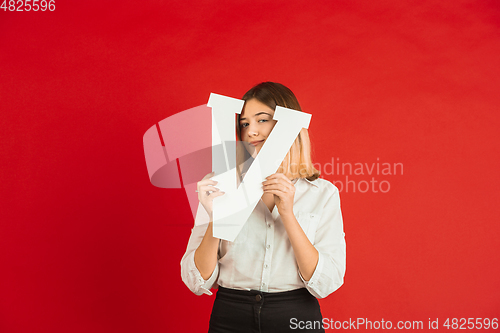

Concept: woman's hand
[[197, 172, 225, 220], [262, 173, 295, 217]]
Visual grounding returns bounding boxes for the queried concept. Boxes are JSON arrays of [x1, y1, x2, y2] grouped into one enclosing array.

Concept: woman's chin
[[250, 147, 260, 158], [243, 144, 259, 157]]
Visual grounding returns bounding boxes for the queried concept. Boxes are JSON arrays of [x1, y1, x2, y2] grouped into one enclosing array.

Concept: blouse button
[[264, 264, 268, 269], [266, 244, 271, 249]]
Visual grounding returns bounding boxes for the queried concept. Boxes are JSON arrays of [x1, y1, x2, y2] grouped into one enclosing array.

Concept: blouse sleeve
[[299, 186, 346, 298], [180, 204, 220, 296]]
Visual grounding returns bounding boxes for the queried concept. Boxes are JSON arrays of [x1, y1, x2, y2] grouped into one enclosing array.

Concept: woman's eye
[[240, 120, 267, 128]]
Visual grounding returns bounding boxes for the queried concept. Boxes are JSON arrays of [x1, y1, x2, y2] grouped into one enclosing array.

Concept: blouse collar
[[295, 177, 320, 188]]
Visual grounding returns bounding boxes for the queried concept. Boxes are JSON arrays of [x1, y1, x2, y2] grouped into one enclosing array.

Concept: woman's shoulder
[[297, 177, 341, 215]]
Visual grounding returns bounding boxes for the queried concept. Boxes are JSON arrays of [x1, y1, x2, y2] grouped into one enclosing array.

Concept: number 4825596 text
[[1, 0, 55, 11]]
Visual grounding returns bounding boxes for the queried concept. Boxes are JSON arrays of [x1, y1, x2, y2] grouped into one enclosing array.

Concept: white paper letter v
[[207, 93, 311, 242]]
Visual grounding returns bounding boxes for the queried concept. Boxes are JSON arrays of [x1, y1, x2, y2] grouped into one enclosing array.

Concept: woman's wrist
[[280, 211, 296, 223], [194, 222, 220, 280]]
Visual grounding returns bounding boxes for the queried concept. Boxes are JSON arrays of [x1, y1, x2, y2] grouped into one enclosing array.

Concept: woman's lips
[[250, 140, 264, 146]]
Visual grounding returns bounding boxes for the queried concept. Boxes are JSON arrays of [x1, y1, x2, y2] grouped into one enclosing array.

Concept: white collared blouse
[[180, 177, 346, 299]]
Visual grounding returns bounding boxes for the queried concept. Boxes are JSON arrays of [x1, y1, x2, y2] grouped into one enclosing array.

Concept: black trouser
[[208, 286, 325, 333]]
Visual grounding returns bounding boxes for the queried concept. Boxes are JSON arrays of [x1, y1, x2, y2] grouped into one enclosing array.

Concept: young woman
[[181, 82, 346, 333]]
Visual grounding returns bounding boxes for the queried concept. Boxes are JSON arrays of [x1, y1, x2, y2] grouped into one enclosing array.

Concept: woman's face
[[239, 98, 277, 158]]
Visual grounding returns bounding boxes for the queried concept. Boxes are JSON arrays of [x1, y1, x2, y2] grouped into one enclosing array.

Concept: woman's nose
[[247, 123, 258, 136]]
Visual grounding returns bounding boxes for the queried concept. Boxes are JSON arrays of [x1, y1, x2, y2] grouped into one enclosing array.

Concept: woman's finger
[[197, 180, 218, 193], [263, 178, 292, 191], [210, 190, 225, 198], [199, 185, 220, 194], [263, 184, 289, 193], [197, 179, 218, 187], [264, 189, 282, 197], [202, 171, 215, 180], [265, 173, 292, 184]]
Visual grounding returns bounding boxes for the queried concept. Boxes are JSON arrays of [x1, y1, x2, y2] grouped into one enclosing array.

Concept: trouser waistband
[[216, 286, 312, 303]]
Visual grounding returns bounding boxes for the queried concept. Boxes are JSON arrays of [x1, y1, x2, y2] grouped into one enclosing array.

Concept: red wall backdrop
[[1, 1, 499, 332]]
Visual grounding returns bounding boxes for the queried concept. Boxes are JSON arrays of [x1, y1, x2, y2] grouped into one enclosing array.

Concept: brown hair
[[236, 82, 320, 182]]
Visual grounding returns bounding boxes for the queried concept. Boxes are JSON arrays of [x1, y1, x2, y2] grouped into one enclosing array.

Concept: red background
[[1, 1, 499, 332]]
